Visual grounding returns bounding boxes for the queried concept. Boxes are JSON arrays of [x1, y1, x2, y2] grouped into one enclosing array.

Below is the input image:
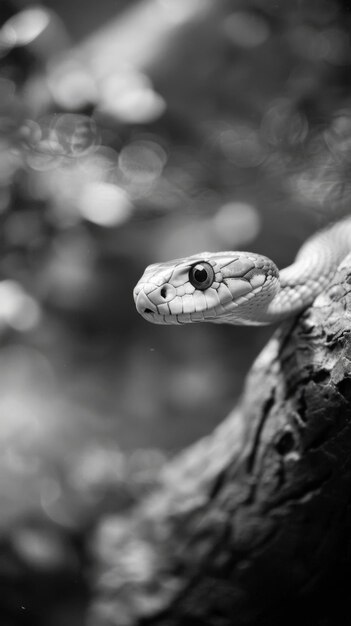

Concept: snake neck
[[257, 217, 351, 324]]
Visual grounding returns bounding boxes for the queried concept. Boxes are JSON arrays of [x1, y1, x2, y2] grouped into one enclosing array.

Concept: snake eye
[[189, 262, 215, 290]]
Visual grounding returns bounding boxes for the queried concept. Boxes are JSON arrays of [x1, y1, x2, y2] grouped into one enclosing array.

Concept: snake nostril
[[144, 308, 153, 314], [160, 286, 167, 299]]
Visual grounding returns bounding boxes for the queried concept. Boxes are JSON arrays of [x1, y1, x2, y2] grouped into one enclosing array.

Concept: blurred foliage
[[0, 0, 351, 623]]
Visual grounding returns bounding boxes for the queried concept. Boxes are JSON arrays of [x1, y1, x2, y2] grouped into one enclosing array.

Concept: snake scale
[[133, 217, 351, 326]]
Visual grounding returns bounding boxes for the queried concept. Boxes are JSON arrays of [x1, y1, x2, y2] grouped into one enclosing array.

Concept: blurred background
[[0, 0, 351, 623]]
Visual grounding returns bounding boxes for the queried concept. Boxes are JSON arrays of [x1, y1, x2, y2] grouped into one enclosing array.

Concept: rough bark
[[90, 255, 351, 626]]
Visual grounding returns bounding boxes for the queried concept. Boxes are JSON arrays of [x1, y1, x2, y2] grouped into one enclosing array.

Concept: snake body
[[133, 217, 351, 326]]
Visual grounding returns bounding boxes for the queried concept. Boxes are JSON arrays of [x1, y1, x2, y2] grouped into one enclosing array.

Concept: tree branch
[[90, 254, 351, 626]]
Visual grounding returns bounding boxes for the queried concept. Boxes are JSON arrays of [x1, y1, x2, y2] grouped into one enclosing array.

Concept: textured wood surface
[[90, 254, 351, 626]]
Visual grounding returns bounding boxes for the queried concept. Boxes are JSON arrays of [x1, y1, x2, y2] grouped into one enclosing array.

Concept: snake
[[133, 217, 351, 326]]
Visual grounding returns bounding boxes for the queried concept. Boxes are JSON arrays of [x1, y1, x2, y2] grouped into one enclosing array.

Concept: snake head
[[133, 251, 279, 326]]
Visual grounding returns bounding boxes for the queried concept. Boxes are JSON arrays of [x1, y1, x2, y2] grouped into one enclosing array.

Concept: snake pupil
[[189, 262, 215, 290], [194, 268, 207, 282]]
